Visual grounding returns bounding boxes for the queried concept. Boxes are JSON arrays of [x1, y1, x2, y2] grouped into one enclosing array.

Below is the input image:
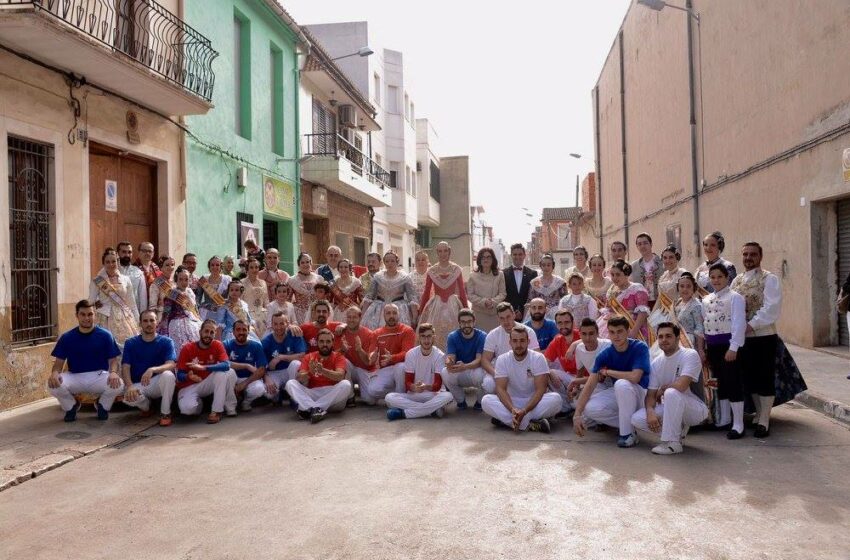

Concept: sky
[[283, 0, 632, 246]]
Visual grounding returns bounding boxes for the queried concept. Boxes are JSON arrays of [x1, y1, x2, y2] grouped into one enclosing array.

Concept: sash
[[198, 277, 226, 306], [609, 295, 653, 345], [224, 301, 249, 326], [167, 288, 201, 320], [94, 276, 135, 318], [332, 282, 359, 310], [153, 275, 174, 296]]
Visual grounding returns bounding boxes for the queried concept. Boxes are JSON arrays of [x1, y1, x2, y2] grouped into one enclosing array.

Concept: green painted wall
[[184, 0, 300, 272]]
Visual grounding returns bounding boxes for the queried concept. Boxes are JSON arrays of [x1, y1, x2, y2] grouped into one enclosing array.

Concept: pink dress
[[418, 263, 468, 351], [607, 282, 651, 340]]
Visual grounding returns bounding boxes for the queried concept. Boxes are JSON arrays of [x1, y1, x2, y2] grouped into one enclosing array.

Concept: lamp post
[[331, 46, 374, 61], [570, 153, 582, 208]]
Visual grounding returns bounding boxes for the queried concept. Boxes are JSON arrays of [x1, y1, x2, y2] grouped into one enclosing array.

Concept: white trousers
[[482, 373, 497, 395], [177, 370, 237, 415], [355, 364, 405, 404], [583, 379, 646, 436], [441, 367, 486, 404], [550, 371, 577, 412], [385, 390, 454, 419], [481, 392, 563, 431], [244, 362, 301, 403], [124, 371, 176, 415], [285, 379, 352, 412], [632, 389, 709, 443], [49, 370, 125, 412]]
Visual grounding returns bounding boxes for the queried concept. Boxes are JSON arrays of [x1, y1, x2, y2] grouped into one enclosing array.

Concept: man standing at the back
[[504, 243, 537, 322]]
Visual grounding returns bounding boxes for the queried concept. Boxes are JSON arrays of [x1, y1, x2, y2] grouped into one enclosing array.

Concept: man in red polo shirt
[[175, 319, 238, 424], [543, 310, 582, 417], [336, 305, 376, 405], [299, 299, 342, 353], [358, 304, 415, 405], [285, 329, 351, 424]]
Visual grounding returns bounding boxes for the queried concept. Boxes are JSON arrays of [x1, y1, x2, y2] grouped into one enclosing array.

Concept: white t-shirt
[[484, 323, 540, 358], [403, 346, 446, 387], [494, 350, 549, 399], [576, 338, 612, 389], [648, 347, 702, 390]]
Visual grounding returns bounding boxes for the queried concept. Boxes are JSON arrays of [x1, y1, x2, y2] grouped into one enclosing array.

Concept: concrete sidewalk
[[788, 343, 850, 425]]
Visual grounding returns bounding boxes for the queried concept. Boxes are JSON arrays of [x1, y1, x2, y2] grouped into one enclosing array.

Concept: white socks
[[758, 395, 774, 428], [716, 399, 731, 426], [731, 401, 745, 434]]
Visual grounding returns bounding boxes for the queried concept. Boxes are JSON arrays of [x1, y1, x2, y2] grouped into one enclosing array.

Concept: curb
[[795, 390, 850, 426]]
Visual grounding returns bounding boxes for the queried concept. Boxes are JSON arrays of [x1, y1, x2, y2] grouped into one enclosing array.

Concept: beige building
[[591, 0, 850, 348], [0, 1, 216, 409]]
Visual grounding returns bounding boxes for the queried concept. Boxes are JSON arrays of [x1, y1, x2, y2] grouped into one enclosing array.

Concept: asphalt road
[[2, 401, 848, 560]]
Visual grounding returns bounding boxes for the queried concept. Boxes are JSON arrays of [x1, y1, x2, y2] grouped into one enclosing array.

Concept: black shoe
[[64, 403, 80, 423], [528, 418, 551, 434], [296, 408, 311, 420], [310, 407, 327, 424], [726, 428, 745, 440], [713, 423, 732, 432], [753, 424, 770, 438], [345, 396, 356, 408], [491, 417, 509, 429]]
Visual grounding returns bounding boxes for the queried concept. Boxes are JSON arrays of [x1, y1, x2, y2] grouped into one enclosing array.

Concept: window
[[335, 233, 350, 256], [410, 101, 415, 124], [373, 73, 381, 105], [387, 85, 399, 113], [412, 172, 416, 197], [389, 161, 401, 189], [270, 44, 284, 155], [8, 136, 56, 344], [666, 223, 682, 250], [311, 98, 336, 154], [415, 228, 431, 248], [404, 92, 410, 121], [405, 165, 412, 195], [429, 161, 440, 202], [234, 11, 251, 139]]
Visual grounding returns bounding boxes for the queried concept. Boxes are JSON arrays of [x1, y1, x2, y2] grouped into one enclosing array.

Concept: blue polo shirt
[[261, 332, 306, 372], [122, 334, 177, 383], [51, 326, 121, 373], [446, 329, 486, 364], [592, 339, 652, 389], [525, 319, 559, 351], [224, 339, 268, 379]]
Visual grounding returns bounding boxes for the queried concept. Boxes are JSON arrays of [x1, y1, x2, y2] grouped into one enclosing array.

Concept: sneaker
[[652, 441, 684, 455], [681, 424, 691, 441], [490, 417, 509, 429], [158, 414, 172, 427], [528, 418, 551, 434], [617, 433, 639, 448], [310, 407, 327, 424], [225, 409, 238, 417], [473, 401, 482, 411], [240, 400, 252, 412], [96, 402, 109, 421], [297, 408, 312, 420], [456, 401, 468, 410], [63, 403, 80, 423], [206, 412, 221, 424], [753, 424, 770, 438], [386, 408, 406, 421], [430, 407, 445, 419]]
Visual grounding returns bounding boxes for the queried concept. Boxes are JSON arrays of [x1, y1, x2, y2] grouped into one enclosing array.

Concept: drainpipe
[[594, 86, 603, 256], [686, 0, 701, 258], [618, 31, 629, 247]]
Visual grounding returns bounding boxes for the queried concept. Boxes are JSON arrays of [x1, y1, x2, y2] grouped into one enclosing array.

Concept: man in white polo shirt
[[481, 302, 539, 395], [385, 323, 454, 420], [481, 326, 562, 433], [631, 322, 709, 455]]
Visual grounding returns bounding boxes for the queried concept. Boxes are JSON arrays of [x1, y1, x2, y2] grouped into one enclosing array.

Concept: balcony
[[388, 188, 417, 230], [417, 194, 440, 227], [0, 0, 217, 115], [302, 132, 392, 207]]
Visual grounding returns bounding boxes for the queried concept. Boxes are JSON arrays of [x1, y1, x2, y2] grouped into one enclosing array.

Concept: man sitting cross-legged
[[121, 309, 177, 426], [261, 312, 306, 402], [175, 319, 238, 424], [225, 320, 268, 412], [285, 329, 351, 424], [441, 308, 487, 410], [481, 326, 563, 433], [357, 304, 415, 404]]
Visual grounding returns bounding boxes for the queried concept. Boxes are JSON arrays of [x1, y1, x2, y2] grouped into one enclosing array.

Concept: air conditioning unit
[[416, 161, 422, 172], [339, 105, 356, 127]]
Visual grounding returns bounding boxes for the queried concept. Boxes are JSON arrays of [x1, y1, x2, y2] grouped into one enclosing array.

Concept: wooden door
[[89, 143, 157, 276]]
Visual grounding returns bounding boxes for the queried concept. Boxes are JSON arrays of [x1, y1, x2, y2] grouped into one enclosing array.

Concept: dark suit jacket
[[504, 266, 538, 312]]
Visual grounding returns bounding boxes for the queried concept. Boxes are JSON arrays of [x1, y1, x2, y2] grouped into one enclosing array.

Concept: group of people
[[46, 232, 805, 455]]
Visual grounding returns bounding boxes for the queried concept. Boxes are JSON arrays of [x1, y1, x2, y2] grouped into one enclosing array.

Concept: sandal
[[206, 412, 221, 424]]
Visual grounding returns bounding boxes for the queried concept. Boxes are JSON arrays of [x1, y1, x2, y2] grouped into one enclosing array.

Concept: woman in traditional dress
[[160, 266, 202, 350], [524, 254, 567, 321], [558, 272, 598, 326], [149, 256, 175, 312], [266, 282, 299, 331], [241, 258, 269, 337], [563, 245, 591, 280], [89, 247, 140, 347], [409, 250, 431, 303], [331, 259, 364, 321], [418, 242, 468, 350], [197, 255, 231, 321], [361, 251, 419, 329], [673, 272, 713, 421], [656, 245, 689, 305], [221, 255, 236, 278], [217, 280, 259, 343], [466, 247, 507, 332], [694, 231, 737, 295], [607, 259, 651, 341], [289, 252, 323, 325], [586, 254, 614, 337]]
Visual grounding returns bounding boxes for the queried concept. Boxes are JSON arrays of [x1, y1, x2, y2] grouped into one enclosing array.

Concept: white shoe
[[225, 408, 238, 417], [680, 425, 690, 440], [240, 400, 252, 412], [652, 441, 684, 455]]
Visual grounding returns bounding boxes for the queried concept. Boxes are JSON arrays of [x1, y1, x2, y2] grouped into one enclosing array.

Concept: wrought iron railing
[[2, 0, 218, 101], [304, 132, 392, 189]]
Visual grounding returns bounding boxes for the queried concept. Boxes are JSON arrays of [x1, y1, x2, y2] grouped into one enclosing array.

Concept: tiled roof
[[542, 207, 582, 222]]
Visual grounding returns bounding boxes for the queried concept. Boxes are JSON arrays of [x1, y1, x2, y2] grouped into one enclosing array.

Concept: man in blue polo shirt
[[524, 298, 559, 351], [261, 312, 306, 402], [225, 320, 269, 411], [121, 309, 177, 426], [572, 314, 651, 448], [48, 299, 123, 422], [442, 309, 487, 410]]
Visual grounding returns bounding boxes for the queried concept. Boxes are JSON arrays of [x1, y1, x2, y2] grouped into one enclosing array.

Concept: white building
[[414, 118, 440, 253]]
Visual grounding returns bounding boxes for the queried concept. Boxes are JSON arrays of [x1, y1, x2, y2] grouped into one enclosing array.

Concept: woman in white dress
[[409, 250, 431, 303], [331, 259, 364, 321], [466, 247, 507, 332], [241, 258, 269, 337], [361, 251, 419, 329], [89, 248, 140, 347], [289, 252, 323, 325], [418, 242, 468, 350], [524, 254, 567, 321]]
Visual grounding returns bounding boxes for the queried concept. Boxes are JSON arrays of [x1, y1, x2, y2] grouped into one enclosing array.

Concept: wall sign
[[263, 175, 296, 220], [105, 179, 118, 212], [240, 221, 259, 257]]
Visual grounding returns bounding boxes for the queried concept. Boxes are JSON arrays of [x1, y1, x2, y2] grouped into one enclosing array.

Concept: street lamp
[[637, 0, 699, 21], [570, 153, 582, 207], [331, 46, 374, 61]]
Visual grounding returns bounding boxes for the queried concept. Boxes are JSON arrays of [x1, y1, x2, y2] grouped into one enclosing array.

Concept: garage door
[[838, 198, 850, 347]]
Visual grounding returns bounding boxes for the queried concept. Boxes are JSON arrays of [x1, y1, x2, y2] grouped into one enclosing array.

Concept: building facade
[[183, 0, 302, 272], [592, 0, 850, 347], [427, 155, 472, 271], [414, 118, 441, 260], [540, 207, 581, 275], [0, 0, 217, 409]]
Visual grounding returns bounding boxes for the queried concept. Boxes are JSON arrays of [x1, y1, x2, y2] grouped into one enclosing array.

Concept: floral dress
[[523, 275, 567, 321], [656, 267, 689, 304], [409, 270, 429, 303], [216, 299, 259, 343], [606, 282, 651, 340], [418, 263, 468, 350], [241, 278, 269, 337], [289, 272, 323, 325], [361, 271, 419, 329], [162, 288, 201, 351], [558, 293, 599, 326], [89, 271, 140, 347], [332, 278, 364, 322], [197, 274, 232, 320]]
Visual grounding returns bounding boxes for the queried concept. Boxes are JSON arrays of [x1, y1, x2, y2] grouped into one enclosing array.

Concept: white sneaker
[[680, 425, 690, 440], [652, 441, 684, 455], [240, 400, 252, 412], [225, 408, 238, 417]]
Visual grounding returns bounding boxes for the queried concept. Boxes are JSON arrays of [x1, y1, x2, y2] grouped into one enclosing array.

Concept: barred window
[[8, 136, 56, 344]]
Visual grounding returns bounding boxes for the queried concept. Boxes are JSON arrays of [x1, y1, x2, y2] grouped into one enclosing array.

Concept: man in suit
[[504, 243, 538, 321]]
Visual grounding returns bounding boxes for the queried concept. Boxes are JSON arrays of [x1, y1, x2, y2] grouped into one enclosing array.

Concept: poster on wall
[[263, 175, 296, 220], [843, 148, 850, 182], [240, 221, 260, 257], [105, 180, 118, 212]]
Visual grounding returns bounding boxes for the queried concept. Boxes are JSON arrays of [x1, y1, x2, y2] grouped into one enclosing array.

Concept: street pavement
[[1, 398, 849, 560]]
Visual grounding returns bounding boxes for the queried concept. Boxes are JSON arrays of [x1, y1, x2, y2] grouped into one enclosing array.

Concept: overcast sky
[[284, 0, 632, 246]]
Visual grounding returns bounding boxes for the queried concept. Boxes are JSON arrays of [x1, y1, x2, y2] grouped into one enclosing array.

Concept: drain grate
[[109, 434, 151, 449]]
